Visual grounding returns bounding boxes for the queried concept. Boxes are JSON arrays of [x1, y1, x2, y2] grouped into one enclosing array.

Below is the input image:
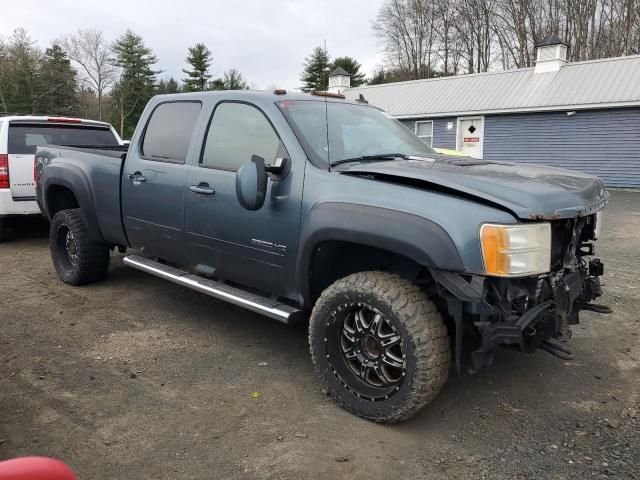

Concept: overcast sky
[[1, 0, 386, 90]]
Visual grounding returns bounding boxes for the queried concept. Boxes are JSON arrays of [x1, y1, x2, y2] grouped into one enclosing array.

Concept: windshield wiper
[[330, 153, 408, 168]]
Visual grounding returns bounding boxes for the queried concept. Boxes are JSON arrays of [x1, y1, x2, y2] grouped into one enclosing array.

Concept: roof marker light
[[48, 117, 82, 124], [311, 91, 345, 99]]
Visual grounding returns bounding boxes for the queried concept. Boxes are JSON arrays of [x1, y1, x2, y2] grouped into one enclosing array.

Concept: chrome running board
[[123, 255, 304, 324]]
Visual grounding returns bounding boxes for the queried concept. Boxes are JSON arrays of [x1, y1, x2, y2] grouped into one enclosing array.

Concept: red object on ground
[[0, 457, 76, 480]]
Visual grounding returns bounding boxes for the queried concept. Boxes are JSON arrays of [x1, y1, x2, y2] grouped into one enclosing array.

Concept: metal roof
[[330, 67, 350, 76], [536, 34, 569, 47], [344, 54, 640, 118]]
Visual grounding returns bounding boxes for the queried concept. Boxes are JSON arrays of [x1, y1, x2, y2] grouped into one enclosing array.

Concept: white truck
[[0, 115, 121, 241]]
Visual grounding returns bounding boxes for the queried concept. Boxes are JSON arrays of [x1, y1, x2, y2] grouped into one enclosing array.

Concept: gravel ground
[[1, 190, 638, 480]]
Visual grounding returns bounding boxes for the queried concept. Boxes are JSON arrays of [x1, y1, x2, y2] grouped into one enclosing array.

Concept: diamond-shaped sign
[[468, 125, 477, 134]]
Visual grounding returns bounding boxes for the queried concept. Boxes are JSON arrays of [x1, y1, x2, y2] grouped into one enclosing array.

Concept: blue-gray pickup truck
[[35, 90, 610, 422]]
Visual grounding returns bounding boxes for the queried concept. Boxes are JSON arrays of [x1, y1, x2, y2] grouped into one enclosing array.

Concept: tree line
[[370, 0, 640, 83], [298, 0, 640, 89], [0, 28, 249, 138], [3, 0, 639, 135]]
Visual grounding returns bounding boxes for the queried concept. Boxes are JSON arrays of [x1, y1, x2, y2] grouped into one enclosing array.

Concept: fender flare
[[42, 164, 105, 243], [296, 202, 465, 305]]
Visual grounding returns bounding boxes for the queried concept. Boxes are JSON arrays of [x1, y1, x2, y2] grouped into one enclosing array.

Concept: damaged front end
[[432, 213, 610, 372]]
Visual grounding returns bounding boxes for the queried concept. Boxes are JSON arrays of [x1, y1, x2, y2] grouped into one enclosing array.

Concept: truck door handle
[[128, 172, 146, 183], [189, 183, 215, 195]]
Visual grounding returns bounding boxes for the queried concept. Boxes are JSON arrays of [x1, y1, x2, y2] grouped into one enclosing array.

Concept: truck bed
[[35, 145, 129, 246]]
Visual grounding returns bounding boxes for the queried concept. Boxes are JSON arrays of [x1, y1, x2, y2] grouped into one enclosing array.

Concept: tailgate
[[7, 153, 35, 198], [8, 121, 120, 199]]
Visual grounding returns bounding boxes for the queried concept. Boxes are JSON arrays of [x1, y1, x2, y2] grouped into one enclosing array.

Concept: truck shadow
[[1, 215, 49, 242]]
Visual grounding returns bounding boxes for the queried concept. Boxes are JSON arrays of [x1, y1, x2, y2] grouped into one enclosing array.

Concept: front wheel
[[50, 208, 110, 285], [309, 271, 450, 423]]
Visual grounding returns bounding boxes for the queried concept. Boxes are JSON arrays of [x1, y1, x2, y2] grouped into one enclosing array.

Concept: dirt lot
[[1, 190, 639, 480]]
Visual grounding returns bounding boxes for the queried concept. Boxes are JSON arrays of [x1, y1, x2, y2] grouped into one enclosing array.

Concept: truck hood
[[337, 156, 609, 220]]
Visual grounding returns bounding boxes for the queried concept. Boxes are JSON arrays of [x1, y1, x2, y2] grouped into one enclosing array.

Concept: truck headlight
[[480, 223, 551, 277]]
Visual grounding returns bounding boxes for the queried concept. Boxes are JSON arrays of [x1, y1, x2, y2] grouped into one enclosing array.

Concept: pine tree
[[4, 29, 40, 113], [209, 69, 248, 90], [367, 67, 388, 85], [330, 56, 366, 87], [300, 46, 330, 92], [209, 78, 225, 90], [166, 77, 179, 93], [111, 30, 158, 138], [0, 41, 9, 112], [38, 43, 77, 115], [222, 69, 247, 90], [157, 77, 180, 94], [367, 66, 406, 85], [182, 43, 212, 92]]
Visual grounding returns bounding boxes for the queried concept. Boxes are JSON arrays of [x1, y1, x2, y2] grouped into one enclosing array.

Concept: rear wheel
[[50, 208, 110, 285], [309, 271, 450, 423], [0, 218, 6, 242]]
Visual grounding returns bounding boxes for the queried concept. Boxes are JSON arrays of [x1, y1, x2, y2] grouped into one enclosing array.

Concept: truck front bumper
[[431, 258, 608, 372]]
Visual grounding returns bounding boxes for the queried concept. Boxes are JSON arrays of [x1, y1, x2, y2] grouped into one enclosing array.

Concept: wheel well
[[309, 240, 429, 303], [46, 185, 79, 217]]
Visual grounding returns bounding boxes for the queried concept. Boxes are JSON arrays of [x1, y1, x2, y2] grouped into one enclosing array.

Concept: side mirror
[[235, 155, 268, 211]]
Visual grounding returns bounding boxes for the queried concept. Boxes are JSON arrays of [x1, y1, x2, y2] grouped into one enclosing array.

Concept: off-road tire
[[309, 271, 450, 423], [0, 218, 7, 242], [50, 208, 110, 285]]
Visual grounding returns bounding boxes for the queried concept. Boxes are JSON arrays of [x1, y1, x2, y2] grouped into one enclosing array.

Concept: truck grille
[[565, 271, 583, 303], [550, 220, 575, 270], [550, 214, 597, 270], [553, 270, 583, 314]]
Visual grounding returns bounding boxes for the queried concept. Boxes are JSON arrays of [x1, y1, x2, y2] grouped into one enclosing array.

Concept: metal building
[[343, 36, 640, 188]]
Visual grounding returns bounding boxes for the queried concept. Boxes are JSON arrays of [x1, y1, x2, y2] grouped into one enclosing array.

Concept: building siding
[[399, 119, 414, 130], [482, 108, 640, 188], [401, 118, 457, 150], [405, 107, 640, 188]]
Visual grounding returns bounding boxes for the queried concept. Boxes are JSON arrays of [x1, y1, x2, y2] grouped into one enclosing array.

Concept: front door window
[[200, 102, 280, 171]]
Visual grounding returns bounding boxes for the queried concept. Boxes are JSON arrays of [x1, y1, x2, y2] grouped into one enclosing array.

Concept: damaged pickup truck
[[35, 91, 610, 422]]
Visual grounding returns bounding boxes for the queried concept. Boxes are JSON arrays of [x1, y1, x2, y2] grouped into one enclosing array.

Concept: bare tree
[[373, 0, 440, 80], [373, 0, 640, 81], [434, 0, 461, 74], [76, 86, 104, 120], [60, 29, 115, 120], [454, 0, 496, 73]]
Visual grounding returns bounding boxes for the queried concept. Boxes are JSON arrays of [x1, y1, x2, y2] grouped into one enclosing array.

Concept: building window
[[415, 121, 433, 147]]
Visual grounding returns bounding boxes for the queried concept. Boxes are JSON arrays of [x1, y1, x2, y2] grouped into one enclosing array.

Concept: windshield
[[277, 100, 435, 167]]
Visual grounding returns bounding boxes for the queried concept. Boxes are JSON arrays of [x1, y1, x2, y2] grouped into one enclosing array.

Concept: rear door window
[[8, 124, 119, 154], [141, 102, 202, 163]]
